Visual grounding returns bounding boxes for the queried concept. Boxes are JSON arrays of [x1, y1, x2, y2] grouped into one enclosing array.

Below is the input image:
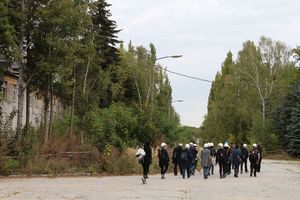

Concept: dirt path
[[0, 160, 299, 200]]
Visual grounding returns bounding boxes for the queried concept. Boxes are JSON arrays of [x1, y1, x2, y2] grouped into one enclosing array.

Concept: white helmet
[[253, 143, 257, 147], [193, 144, 197, 147], [211, 143, 214, 147], [218, 143, 223, 147], [179, 143, 183, 146], [224, 143, 229, 148], [161, 142, 166, 147], [204, 143, 208, 148], [189, 142, 193, 146], [185, 144, 190, 149], [243, 144, 247, 148]]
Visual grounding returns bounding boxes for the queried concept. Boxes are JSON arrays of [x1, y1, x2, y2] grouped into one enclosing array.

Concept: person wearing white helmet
[[216, 142, 228, 179], [208, 142, 216, 176], [158, 142, 169, 179], [180, 144, 193, 178], [189, 142, 198, 175], [200, 143, 211, 179], [240, 143, 249, 174], [223, 143, 231, 175], [249, 143, 260, 177]]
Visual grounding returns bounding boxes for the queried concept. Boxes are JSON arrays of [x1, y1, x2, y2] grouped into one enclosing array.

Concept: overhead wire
[[155, 65, 213, 83]]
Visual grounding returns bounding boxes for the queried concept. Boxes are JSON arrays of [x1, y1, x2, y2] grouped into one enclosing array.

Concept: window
[[1, 81, 7, 99], [12, 84, 17, 101]]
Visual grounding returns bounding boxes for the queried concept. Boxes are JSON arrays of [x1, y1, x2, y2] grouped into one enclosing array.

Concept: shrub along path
[[0, 159, 299, 199]]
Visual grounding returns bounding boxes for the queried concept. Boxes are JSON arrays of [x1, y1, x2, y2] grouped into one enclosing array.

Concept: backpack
[[135, 148, 146, 164], [180, 151, 188, 161], [249, 150, 258, 162], [219, 152, 225, 161]]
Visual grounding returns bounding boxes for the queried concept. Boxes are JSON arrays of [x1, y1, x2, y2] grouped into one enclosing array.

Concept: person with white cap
[[216, 143, 228, 178], [180, 144, 193, 178], [240, 143, 249, 174], [200, 143, 211, 179], [249, 143, 260, 177], [158, 142, 169, 179], [224, 143, 231, 175], [189, 142, 198, 175], [208, 142, 216, 175]]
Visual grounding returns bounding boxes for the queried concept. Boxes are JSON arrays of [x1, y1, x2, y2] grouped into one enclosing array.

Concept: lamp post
[[169, 100, 184, 118], [149, 55, 183, 114], [155, 55, 183, 61]]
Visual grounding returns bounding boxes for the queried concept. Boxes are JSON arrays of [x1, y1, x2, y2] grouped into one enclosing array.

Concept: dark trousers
[[182, 167, 190, 178], [210, 163, 214, 174], [160, 162, 169, 175], [234, 164, 240, 177], [257, 157, 262, 172], [218, 161, 226, 178], [174, 163, 182, 175], [226, 162, 231, 174], [142, 162, 150, 177], [250, 162, 257, 176], [240, 159, 248, 173]]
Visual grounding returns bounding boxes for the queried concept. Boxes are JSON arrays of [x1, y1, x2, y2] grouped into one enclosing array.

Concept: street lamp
[[169, 99, 184, 118], [155, 55, 183, 61], [149, 55, 183, 113]]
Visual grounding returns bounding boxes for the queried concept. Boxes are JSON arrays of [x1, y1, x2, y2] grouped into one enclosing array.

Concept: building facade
[[1, 62, 62, 130]]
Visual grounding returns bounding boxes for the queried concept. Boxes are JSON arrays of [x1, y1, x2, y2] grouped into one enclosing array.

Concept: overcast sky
[[108, 0, 300, 127]]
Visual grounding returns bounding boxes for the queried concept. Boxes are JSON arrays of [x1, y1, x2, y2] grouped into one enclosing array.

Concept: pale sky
[[108, 0, 300, 127]]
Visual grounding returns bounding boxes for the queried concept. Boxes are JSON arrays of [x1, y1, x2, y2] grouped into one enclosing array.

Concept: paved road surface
[[0, 160, 299, 200]]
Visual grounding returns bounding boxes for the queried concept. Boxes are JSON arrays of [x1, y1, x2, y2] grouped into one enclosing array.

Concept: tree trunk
[[25, 83, 30, 132], [70, 65, 76, 136], [44, 77, 50, 144], [16, 0, 26, 136], [48, 74, 53, 139]]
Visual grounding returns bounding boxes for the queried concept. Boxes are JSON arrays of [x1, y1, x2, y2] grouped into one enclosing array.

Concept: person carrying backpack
[[135, 145, 147, 184], [240, 143, 249, 174], [216, 143, 228, 179], [200, 143, 211, 179], [143, 142, 152, 179], [158, 142, 169, 179], [232, 144, 242, 178], [180, 144, 193, 179], [249, 143, 260, 177]]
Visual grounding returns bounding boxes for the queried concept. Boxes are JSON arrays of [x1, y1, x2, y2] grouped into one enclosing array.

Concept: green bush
[[1, 159, 20, 176]]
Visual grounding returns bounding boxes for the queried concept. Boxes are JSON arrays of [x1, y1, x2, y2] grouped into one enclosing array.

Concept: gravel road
[[0, 159, 299, 200]]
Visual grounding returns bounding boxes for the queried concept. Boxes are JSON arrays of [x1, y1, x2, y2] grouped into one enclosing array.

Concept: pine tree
[[286, 83, 300, 157]]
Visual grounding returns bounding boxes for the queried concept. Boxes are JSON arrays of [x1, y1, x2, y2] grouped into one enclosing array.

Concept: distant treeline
[[202, 37, 300, 156]]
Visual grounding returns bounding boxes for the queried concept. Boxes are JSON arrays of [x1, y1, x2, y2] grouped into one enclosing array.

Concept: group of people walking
[[136, 141, 262, 184]]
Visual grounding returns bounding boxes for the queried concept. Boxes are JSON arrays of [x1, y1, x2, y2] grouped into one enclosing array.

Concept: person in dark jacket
[[232, 144, 242, 178], [158, 142, 169, 179], [180, 144, 193, 179], [249, 143, 260, 177], [224, 143, 231, 175], [216, 143, 228, 179], [240, 143, 249, 174], [257, 144, 263, 172], [200, 143, 211, 179], [142, 142, 152, 179], [189, 143, 198, 175], [209, 143, 216, 175], [172, 143, 183, 175]]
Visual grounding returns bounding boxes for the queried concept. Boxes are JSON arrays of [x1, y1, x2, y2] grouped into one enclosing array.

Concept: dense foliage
[[0, 0, 181, 174], [202, 37, 300, 154]]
